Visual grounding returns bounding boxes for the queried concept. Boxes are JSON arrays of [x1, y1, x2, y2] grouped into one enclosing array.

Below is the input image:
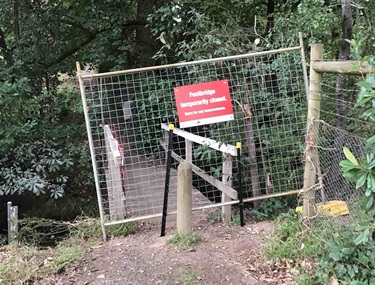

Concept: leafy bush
[[0, 140, 72, 198], [250, 197, 291, 220], [0, 82, 93, 200], [314, 228, 375, 284]]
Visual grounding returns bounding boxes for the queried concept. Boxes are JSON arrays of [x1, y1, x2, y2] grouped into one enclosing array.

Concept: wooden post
[[222, 155, 232, 223], [302, 44, 323, 220], [7, 202, 18, 243], [177, 162, 193, 235]]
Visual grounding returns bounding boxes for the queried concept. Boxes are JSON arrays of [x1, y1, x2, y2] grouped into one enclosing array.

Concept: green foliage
[[17, 218, 71, 247], [356, 72, 375, 121], [194, 145, 222, 179], [0, 140, 72, 198], [339, 53, 375, 249], [148, 1, 259, 61], [106, 223, 134, 237], [264, 211, 326, 260], [251, 198, 289, 220], [0, 87, 93, 199], [314, 228, 375, 284], [312, 45, 375, 285], [340, 148, 375, 212], [180, 267, 199, 285], [206, 209, 224, 224], [264, 211, 375, 284], [230, 214, 241, 226], [0, 217, 105, 284], [167, 232, 200, 250]]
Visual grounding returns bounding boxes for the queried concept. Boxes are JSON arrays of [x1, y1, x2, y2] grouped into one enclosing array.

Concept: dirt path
[[49, 214, 296, 285]]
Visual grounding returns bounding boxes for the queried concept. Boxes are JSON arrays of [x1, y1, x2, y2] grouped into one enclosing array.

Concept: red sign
[[174, 80, 234, 128]]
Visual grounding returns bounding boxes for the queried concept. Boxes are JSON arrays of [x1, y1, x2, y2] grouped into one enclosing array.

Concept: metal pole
[[161, 124, 174, 237], [81, 47, 302, 79], [104, 189, 304, 226], [236, 143, 245, 227], [76, 62, 107, 241]]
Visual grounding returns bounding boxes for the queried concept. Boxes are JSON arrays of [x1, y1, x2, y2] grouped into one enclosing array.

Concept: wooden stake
[[177, 162, 193, 235], [302, 44, 324, 220], [222, 155, 233, 223]]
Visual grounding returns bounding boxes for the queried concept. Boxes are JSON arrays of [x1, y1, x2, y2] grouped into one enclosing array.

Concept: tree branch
[[57, 17, 96, 37], [46, 31, 100, 68], [335, 0, 353, 130], [13, 0, 20, 43], [123, 19, 148, 28]]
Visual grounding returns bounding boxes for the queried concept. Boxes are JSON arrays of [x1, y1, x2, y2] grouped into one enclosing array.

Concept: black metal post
[[161, 124, 174, 236], [236, 142, 245, 227]]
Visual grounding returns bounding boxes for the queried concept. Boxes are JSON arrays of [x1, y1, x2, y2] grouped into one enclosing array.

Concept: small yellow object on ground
[[295, 200, 349, 216]]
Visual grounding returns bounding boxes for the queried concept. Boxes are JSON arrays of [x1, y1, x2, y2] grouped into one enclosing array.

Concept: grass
[[206, 209, 223, 224], [263, 211, 327, 260], [229, 214, 241, 226], [0, 241, 87, 284], [0, 217, 135, 284], [167, 232, 200, 250], [106, 222, 134, 236], [263, 211, 349, 285], [181, 267, 199, 284]]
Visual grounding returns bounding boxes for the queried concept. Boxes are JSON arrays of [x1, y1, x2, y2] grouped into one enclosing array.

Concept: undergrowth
[[264, 210, 375, 284], [251, 197, 296, 220], [167, 232, 200, 250], [264, 211, 327, 260], [0, 217, 134, 284]]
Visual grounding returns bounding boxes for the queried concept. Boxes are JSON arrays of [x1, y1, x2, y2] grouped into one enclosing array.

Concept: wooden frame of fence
[[161, 123, 237, 223]]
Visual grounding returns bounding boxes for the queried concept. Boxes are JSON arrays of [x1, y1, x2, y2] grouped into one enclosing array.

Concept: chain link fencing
[[301, 77, 375, 234]]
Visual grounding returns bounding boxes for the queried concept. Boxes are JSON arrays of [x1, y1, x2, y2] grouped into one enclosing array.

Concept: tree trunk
[[265, 0, 275, 36], [335, 0, 353, 130], [244, 104, 261, 208], [330, 0, 353, 201], [0, 28, 14, 67], [13, 0, 20, 43], [134, 0, 164, 67]]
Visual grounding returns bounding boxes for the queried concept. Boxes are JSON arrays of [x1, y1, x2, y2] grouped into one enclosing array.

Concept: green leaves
[[340, 146, 375, 211], [316, 226, 375, 284], [343, 147, 359, 166], [355, 71, 375, 122], [0, 138, 84, 199]]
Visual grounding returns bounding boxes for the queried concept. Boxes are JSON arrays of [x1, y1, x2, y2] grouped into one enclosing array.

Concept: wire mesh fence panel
[[78, 46, 308, 225], [303, 77, 375, 233]]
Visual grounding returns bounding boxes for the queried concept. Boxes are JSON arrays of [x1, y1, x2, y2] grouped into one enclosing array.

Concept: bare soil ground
[[43, 213, 297, 285]]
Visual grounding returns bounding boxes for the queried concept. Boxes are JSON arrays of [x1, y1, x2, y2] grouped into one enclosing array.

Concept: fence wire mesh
[[78, 46, 308, 224], [303, 77, 375, 233]]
